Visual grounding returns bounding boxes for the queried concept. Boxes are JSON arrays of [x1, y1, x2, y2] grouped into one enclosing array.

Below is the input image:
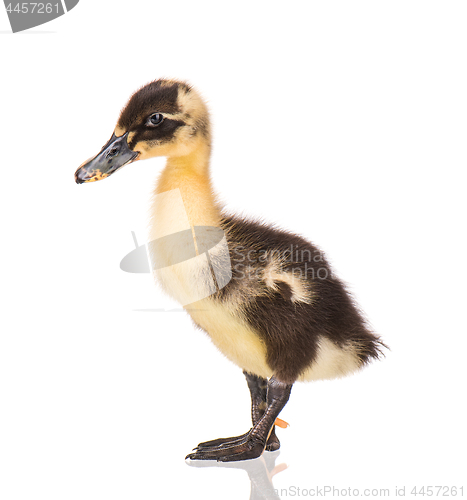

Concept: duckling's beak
[[75, 132, 139, 184]]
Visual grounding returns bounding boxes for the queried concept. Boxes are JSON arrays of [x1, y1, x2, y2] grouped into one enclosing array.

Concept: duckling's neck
[[150, 140, 221, 240]]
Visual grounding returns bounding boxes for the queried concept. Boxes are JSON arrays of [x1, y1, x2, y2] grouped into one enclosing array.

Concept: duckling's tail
[[354, 330, 389, 366]]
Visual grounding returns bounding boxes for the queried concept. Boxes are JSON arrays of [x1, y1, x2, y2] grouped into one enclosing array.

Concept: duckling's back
[[187, 214, 386, 384]]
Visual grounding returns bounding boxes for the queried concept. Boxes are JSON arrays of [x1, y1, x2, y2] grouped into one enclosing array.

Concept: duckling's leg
[[195, 372, 280, 451], [244, 372, 281, 452], [186, 377, 292, 462]]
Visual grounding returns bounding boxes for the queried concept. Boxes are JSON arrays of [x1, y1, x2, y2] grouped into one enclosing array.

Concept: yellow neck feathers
[[152, 138, 221, 232]]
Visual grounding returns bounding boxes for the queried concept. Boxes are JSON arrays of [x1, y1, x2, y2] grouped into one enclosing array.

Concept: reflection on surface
[[187, 450, 287, 500]]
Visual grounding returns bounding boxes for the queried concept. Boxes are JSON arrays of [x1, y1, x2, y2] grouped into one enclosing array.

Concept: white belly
[[186, 299, 273, 379]]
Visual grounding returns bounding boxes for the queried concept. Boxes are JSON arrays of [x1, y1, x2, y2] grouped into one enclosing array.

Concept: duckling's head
[[75, 79, 210, 183]]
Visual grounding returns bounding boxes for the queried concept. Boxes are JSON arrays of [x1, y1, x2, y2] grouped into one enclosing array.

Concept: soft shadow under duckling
[[187, 450, 286, 500]]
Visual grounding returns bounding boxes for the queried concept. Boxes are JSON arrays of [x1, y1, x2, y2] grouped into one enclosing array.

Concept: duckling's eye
[[147, 113, 164, 127]]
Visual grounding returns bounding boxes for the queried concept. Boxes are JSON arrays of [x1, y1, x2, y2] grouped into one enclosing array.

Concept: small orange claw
[[274, 418, 289, 429]]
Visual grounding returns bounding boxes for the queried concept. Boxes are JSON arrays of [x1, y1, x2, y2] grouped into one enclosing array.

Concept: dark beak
[[75, 132, 139, 184]]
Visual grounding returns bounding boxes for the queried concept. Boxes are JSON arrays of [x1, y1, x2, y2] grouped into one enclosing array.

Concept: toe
[[186, 437, 265, 462], [196, 431, 250, 450]]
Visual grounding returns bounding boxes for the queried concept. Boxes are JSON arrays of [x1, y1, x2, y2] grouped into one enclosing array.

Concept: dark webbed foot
[[194, 371, 282, 453], [187, 430, 265, 462], [195, 428, 280, 452], [186, 377, 292, 462], [195, 431, 250, 451]]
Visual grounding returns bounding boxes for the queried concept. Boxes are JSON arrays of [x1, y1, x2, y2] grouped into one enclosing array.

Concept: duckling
[[75, 79, 386, 462]]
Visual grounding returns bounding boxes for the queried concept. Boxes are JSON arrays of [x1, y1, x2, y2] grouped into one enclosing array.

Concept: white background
[[1, 1, 466, 499]]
